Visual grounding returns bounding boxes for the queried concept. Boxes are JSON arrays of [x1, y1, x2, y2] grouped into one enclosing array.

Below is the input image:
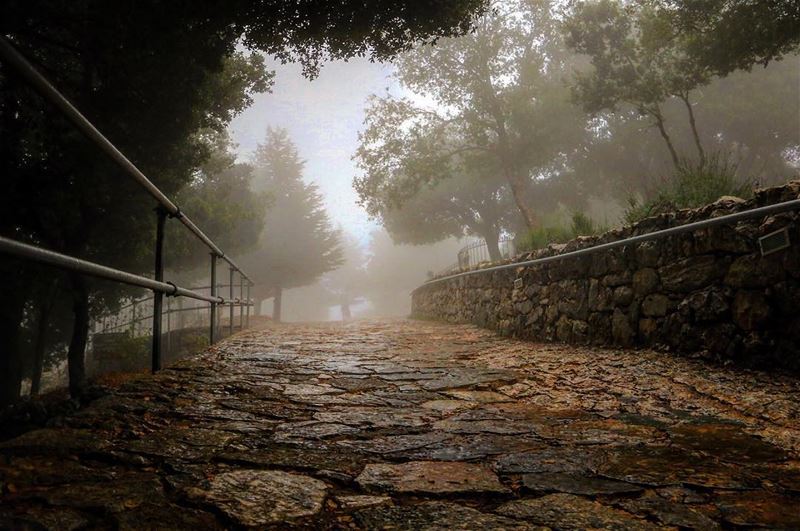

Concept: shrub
[[517, 211, 604, 252], [624, 153, 753, 224]]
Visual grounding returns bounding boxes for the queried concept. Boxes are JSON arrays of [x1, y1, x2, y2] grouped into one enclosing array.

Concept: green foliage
[[570, 211, 597, 237], [564, 0, 711, 168], [355, 0, 589, 237], [517, 225, 575, 253], [516, 211, 604, 252], [623, 154, 754, 224], [660, 0, 800, 75], [168, 131, 267, 273], [564, 1, 710, 114]]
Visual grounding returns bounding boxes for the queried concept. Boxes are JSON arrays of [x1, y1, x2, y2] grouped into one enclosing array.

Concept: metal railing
[[0, 36, 255, 373], [95, 284, 252, 338], [417, 197, 800, 289], [435, 236, 516, 277]]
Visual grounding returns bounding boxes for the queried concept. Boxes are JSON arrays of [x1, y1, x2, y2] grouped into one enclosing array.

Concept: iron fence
[[435, 236, 516, 277], [0, 36, 255, 373]]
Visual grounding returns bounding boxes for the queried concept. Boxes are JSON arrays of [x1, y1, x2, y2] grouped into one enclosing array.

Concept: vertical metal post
[[177, 297, 184, 353], [165, 296, 171, 359], [246, 283, 251, 327], [229, 268, 234, 336], [151, 208, 167, 373], [131, 300, 137, 335], [210, 253, 217, 344], [239, 275, 245, 329]]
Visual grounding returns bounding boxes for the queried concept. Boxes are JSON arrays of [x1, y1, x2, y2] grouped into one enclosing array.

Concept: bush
[[517, 211, 604, 252], [624, 154, 753, 224]]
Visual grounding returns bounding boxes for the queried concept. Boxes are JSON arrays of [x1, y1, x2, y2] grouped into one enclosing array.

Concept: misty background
[[227, 58, 463, 321], [1, 0, 797, 401]]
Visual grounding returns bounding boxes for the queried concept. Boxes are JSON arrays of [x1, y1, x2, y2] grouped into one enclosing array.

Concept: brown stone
[[641, 294, 670, 317], [660, 255, 723, 292], [613, 285, 634, 306], [731, 290, 771, 331], [355, 501, 538, 530], [186, 470, 327, 527], [633, 268, 659, 297], [715, 491, 800, 528], [612, 308, 634, 346], [521, 472, 642, 495], [356, 461, 509, 495], [725, 254, 786, 288], [496, 494, 664, 530], [639, 318, 659, 341]]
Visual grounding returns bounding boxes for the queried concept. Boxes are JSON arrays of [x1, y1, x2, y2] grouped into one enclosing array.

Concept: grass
[[623, 153, 753, 224], [517, 211, 605, 252]]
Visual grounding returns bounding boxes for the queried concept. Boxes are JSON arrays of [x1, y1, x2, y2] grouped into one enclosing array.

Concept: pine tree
[[242, 128, 343, 321]]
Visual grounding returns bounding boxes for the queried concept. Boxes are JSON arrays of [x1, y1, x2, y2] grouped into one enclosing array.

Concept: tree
[[355, 117, 519, 260], [355, 0, 587, 232], [570, 53, 800, 202], [167, 131, 267, 276], [564, 0, 712, 169], [0, 0, 489, 406], [241, 128, 343, 322], [660, 0, 800, 75]]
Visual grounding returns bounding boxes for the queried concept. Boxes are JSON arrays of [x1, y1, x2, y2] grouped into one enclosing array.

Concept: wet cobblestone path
[[2, 319, 800, 530]]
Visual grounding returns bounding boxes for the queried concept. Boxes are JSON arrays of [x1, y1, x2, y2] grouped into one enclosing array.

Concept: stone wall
[[412, 181, 800, 373]]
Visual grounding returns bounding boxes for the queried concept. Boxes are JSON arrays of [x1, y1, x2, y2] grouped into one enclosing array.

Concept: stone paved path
[[2, 319, 800, 530]]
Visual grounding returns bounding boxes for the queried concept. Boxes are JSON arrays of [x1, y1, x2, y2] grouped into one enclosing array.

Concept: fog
[[1, 0, 798, 404], [223, 7, 798, 322]]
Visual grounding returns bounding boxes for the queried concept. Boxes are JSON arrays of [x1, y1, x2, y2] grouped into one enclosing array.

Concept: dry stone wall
[[412, 181, 800, 373]]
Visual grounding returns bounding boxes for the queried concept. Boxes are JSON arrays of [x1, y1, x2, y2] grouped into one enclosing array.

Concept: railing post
[[151, 207, 167, 373], [229, 268, 234, 336], [246, 283, 251, 327], [131, 300, 137, 335], [210, 253, 217, 344], [239, 275, 245, 329], [165, 296, 171, 359]]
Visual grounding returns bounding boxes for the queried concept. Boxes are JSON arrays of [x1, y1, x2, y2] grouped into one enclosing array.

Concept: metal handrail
[[0, 36, 251, 283], [112, 283, 248, 314], [416, 196, 800, 289], [0, 36, 256, 372], [0, 236, 226, 304]]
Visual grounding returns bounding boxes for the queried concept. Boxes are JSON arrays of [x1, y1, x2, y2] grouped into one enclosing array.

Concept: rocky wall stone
[[412, 181, 800, 373]]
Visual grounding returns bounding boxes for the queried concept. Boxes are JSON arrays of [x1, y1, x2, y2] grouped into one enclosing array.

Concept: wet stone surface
[[1, 318, 799, 529]]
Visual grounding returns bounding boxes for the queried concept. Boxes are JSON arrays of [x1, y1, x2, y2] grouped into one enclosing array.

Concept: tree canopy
[[355, 0, 588, 239], [658, 0, 800, 75]]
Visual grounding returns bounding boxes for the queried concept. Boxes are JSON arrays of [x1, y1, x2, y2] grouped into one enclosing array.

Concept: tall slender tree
[[241, 128, 343, 322]]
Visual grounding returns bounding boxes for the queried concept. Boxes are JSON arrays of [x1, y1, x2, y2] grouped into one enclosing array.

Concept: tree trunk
[[506, 172, 539, 230], [475, 55, 539, 231], [0, 286, 27, 407], [679, 93, 705, 165], [480, 228, 502, 262], [31, 301, 53, 396], [341, 303, 352, 321], [652, 110, 681, 170], [272, 286, 282, 323], [67, 273, 89, 399]]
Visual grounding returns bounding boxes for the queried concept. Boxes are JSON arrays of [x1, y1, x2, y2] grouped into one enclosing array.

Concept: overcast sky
[[228, 57, 397, 244]]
